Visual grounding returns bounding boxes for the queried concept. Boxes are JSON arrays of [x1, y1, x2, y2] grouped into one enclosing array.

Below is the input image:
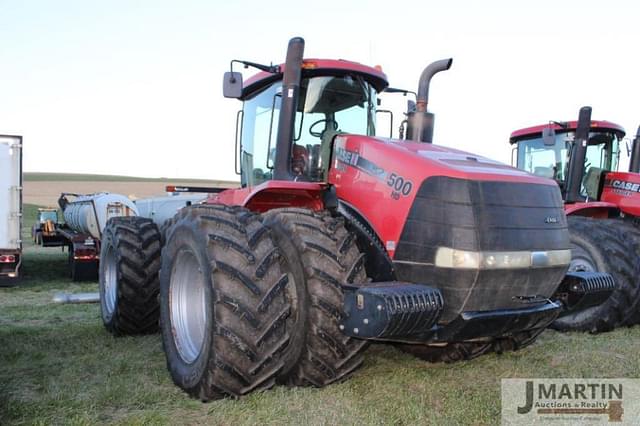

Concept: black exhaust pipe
[[565, 106, 592, 203], [406, 58, 453, 143], [630, 126, 640, 173], [273, 37, 305, 180]]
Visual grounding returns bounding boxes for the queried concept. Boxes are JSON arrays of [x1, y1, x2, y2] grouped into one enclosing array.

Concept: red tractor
[[510, 107, 640, 333], [98, 38, 615, 400]]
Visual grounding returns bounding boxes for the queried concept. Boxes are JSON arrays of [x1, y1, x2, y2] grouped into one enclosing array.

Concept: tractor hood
[[330, 134, 570, 322], [375, 136, 555, 185]]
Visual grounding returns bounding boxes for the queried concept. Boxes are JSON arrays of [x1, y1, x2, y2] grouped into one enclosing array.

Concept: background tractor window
[[515, 130, 621, 197]]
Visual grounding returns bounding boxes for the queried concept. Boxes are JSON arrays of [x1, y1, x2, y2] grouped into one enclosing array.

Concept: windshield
[[515, 130, 620, 197], [39, 210, 58, 223], [240, 75, 377, 187]]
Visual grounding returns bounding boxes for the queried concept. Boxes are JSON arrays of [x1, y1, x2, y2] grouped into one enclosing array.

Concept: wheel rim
[[103, 246, 118, 318], [170, 248, 207, 364], [568, 253, 596, 273]]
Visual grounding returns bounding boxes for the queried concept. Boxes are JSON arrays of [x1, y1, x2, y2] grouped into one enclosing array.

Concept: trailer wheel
[[263, 208, 368, 387], [160, 205, 296, 400], [99, 216, 161, 335], [551, 217, 640, 333]]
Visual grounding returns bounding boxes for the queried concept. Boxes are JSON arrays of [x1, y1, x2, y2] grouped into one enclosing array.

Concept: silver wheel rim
[[569, 256, 596, 272], [103, 246, 118, 319], [170, 248, 207, 364]]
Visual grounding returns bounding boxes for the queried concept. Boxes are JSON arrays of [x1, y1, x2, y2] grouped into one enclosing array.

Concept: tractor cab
[[226, 59, 387, 187], [510, 121, 625, 200], [37, 208, 58, 224]]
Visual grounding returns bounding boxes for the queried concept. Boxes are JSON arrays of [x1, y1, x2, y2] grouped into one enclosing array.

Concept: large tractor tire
[[398, 327, 546, 363], [160, 205, 297, 400], [551, 217, 640, 333], [398, 342, 493, 363], [99, 216, 162, 335], [609, 219, 640, 326], [263, 208, 368, 387]]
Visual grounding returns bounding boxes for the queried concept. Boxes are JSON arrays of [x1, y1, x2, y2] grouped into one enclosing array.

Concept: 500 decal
[[387, 173, 413, 199], [335, 147, 414, 198]]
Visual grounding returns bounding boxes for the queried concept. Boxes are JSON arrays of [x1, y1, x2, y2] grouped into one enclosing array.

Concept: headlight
[[434, 247, 571, 270]]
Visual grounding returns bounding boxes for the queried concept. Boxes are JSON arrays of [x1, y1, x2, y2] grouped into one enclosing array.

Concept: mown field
[[1, 205, 639, 425]]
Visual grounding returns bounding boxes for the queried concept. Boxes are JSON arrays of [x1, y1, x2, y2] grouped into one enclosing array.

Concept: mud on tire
[[263, 208, 368, 387], [160, 205, 296, 400], [551, 216, 640, 333], [99, 216, 162, 335]]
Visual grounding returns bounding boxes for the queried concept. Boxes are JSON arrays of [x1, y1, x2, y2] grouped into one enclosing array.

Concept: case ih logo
[[502, 379, 640, 424], [606, 179, 640, 193]]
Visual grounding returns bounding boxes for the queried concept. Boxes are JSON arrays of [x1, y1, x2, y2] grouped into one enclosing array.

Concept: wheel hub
[[103, 247, 117, 319], [170, 249, 207, 364]]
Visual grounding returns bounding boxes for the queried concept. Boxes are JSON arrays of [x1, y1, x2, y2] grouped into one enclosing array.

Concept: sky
[[1, 0, 638, 181]]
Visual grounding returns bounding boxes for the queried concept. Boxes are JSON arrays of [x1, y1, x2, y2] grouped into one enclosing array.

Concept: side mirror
[[542, 126, 556, 146], [407, 100, 416, 113], [223, 72, 243, 98]]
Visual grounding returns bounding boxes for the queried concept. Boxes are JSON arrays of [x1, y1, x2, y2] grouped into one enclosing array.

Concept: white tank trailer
[[134, 193, 207, 228], [0, 135, 23, 282], [48, 192, 139, 281], [61, 193, 139, 239]]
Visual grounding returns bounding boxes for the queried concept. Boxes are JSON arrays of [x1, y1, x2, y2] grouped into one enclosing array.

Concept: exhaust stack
[[565, 106, 592, 203], [630, 126, 640, 173], [273, 37, 305, 180], [406, 58, 453, 143]]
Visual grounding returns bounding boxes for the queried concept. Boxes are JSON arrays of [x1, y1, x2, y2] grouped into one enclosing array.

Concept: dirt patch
[[23, 180, 238, 207]]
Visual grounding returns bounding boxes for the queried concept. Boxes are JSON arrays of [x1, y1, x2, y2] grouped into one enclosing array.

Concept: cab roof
[[510, 120, 626, 143], [240, 58, 388, 100]]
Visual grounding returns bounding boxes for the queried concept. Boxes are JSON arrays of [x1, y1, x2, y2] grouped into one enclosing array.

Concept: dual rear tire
[[551, 217, 640, 333], [158, 206, 368, 399]]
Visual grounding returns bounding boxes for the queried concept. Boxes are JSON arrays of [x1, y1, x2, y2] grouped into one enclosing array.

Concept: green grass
[[1, 207, 639, 425], [24, 172, 238, 185]]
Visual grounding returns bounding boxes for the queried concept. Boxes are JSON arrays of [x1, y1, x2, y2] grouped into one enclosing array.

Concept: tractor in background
[[98, 38, 616, 401], [510, 107, 640, 333]]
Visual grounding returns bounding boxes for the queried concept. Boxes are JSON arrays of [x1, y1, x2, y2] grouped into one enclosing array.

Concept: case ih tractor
[[510, 107, 640, 333], [99, 38, 615, 400]]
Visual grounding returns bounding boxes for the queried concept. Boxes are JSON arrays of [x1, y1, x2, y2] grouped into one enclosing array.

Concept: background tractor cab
[[510, 117, 624, 202], [510, 107, 640, 218]]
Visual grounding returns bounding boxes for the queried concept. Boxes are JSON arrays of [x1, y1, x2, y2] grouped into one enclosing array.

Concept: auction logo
[[502, 379, 640, 425]]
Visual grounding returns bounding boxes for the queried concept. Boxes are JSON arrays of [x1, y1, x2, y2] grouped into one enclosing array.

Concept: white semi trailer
[[0, 135, 23, 283]]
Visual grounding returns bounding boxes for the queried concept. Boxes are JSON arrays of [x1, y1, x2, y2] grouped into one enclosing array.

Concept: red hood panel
[[356, 136, 556, 186], [329, 135, 562, 259]]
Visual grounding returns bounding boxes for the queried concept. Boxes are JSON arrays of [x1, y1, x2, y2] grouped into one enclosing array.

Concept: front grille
[[393, 176, 570, 322]]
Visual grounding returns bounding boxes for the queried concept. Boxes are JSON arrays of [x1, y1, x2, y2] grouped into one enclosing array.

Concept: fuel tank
[[62, 193, 138, 239], [329, 135, 571, 322]]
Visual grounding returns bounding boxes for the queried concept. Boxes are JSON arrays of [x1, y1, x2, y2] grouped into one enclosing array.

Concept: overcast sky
[[1, 0, 638, 180]]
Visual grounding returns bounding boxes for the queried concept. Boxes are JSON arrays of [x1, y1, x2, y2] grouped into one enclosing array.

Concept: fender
[[337, 200, 395, 281], [564, 201, 620, 219], [209, 180, 326, 213]]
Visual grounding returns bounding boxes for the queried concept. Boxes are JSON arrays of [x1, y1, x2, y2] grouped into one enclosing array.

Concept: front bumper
[[340, 271, 615, 343]]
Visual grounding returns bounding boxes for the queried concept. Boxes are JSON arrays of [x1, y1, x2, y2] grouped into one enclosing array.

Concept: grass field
[[1, 205, 639, 425]]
